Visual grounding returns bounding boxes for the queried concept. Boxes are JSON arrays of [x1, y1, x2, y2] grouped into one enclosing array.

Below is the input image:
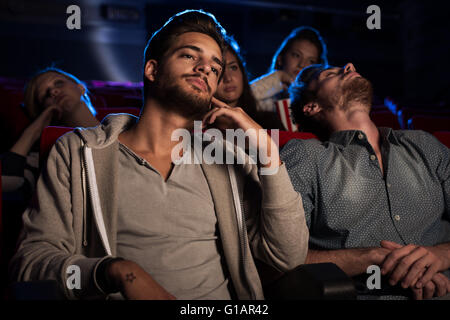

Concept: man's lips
[[186, 77, 208, 92], [345, 72, 361, 80]]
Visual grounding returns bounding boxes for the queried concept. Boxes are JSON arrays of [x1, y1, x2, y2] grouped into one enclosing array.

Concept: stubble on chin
[[154, 76, 212, 119], [341, 77, 373, 111]]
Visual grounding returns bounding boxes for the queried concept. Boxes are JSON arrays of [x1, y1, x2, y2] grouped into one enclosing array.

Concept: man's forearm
[[306, 247, 388, 277], [254, 164, 309, 271]]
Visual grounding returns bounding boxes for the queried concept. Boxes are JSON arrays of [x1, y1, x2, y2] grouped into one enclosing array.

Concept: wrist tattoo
[[125, 272, 136, 283]]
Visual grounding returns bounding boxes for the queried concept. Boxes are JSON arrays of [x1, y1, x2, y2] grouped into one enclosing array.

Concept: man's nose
[[343, 63, 356, 74], [194, 60, 212, 75]]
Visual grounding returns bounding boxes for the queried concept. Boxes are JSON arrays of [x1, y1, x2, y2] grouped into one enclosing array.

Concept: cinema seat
[[433, 131, 450, 148], [397, 107, 450, 129], [370, 110, 401, 129], [268, 130, 318, 149], [263, 263, 356, 300], [407, 116, 450, 133], [90, 87, 142, 108], [39, 126, 74, 169]]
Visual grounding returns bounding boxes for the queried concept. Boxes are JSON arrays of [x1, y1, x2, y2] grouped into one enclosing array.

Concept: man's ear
[[303, 102, 322, 116], [144, 60, 158, 82]]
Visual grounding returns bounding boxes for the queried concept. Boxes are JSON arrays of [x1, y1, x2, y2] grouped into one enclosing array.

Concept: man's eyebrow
[[173, 45, 224, 68], [173, 44, 201, 54]]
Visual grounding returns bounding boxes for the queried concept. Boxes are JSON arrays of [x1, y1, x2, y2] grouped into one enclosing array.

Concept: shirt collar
[[378, 127, 400, 145], [329, 127, 400, 147]]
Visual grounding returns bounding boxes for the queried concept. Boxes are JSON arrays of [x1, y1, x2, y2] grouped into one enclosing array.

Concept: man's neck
[[119, 98, 192, 157], [333, 104, 380, 153]]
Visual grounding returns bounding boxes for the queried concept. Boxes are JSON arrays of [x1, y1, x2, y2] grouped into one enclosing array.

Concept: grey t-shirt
[[116, 143, 231, 299]]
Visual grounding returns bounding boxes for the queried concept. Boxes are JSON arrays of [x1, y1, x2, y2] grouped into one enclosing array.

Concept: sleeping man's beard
[[341, 76, 373, 112]]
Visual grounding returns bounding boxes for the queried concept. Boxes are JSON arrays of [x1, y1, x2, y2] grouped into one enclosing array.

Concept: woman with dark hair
[[250, 27, 327, 129], [214, 36, 278, 129], [1, 67, 99, 211], [214, 36, 258, 117]]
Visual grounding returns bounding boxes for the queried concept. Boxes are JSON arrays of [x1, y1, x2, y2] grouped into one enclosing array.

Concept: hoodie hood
[[75, 113, 138, 149]]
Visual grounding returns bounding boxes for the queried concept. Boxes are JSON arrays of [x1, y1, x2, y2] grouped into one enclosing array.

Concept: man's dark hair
[[270, 26, 328, 72], [142, 9, 227, 101], [289, 64, 329, 137]]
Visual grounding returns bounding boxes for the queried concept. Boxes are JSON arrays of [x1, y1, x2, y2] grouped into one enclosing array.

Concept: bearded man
[[10, 10, 308, 300], [281, 63, 450, 300]]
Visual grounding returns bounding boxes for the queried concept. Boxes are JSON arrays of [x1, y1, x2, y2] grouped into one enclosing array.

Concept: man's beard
[[341, 76, 373, 111], [152, 73, 212, 119]]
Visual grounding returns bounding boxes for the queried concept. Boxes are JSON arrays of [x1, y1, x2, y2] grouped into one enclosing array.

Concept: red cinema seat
[[39, 126, 74, 169], [95, 107, 140, 122], [370, 110, 401, 129], [90, 89, 142, 108], [90, 94, 107, 109], [397, 107, 450, 129], [433, 131, 450, 148], [269, 130, 318, 148], [407, 116, 450, 133]]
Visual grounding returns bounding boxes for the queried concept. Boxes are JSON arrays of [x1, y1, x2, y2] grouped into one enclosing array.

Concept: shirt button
[[370, 155, 377, 161], [394, 215, 401, 221], [358, 133, 364, 140], [387, 183, 391, 188]]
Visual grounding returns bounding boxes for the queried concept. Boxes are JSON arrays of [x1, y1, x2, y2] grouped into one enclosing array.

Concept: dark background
[[0, 0, 449, 107]]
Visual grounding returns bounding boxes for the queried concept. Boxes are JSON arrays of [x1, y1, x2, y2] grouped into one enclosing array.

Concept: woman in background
[[215, 36, 259, 119], [250, 27, 327, 129], [0, 68, 100, 296], [1, 67, 99, 211], [214, 36, 278, 129]]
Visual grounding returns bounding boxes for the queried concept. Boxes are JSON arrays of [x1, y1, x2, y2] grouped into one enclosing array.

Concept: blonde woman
[[1, 68, 99, 210]]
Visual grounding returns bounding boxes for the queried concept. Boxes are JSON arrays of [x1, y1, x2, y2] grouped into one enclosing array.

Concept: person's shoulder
[[393, 129, 442, 147], [280, 137, 324, 170], [281, 137, 322, 154], [394, 129, 432, 138]]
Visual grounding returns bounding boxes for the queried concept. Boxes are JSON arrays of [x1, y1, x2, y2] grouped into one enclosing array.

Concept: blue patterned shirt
[[281, 128, 450, 250]]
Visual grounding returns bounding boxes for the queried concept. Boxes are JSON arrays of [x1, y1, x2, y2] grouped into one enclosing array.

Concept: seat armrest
[[263, 263, 356, 300], [9, 280, 64, 300]]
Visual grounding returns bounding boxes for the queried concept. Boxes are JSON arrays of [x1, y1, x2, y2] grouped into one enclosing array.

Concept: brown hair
[[289, 64, 330, 139], [142, 10, 227, 101]]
